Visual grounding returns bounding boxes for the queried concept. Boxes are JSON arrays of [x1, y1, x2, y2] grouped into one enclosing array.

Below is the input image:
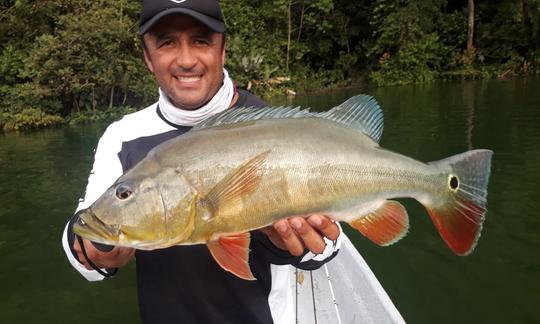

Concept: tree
[[467, 0, 475, 53], [23, 1, 151, 112], [367, 0, 449, 85]]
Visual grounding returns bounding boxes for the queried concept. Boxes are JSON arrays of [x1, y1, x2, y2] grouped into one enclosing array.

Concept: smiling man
[[62, 1, 343, 323], [143, 14, 226, 110]]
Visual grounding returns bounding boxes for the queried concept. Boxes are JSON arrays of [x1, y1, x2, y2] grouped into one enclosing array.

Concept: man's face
[[143, 15, 225, 110]]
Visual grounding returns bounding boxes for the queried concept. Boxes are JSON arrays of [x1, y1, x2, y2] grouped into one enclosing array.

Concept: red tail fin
[[425, 150, 493, 255], [426, 198, 486, 255]]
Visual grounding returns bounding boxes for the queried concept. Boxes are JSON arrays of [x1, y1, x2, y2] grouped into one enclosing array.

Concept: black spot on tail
[[449, 176, 459, 190]]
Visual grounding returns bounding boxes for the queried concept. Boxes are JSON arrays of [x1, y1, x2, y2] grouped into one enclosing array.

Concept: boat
[[292, 234, 405, 323]]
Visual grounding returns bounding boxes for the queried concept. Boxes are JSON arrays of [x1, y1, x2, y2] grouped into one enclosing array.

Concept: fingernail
[[291, 218, 302, 230], [276, 222, 288, 233], [309, 215, 322, 227]]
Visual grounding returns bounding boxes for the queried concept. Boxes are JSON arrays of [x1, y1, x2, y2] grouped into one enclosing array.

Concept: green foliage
[[0, 45, 26, 84], [222, 0, 362, 94], [67, 106, 137, 125], [0, 83, 62, 115], [2, 0, 540, 131], [22, 1, 150, 112], [221, 0, 286, 90], [0, 109, 64, 131], [370, 33, 448, 86], [366, 0, 451, 86]]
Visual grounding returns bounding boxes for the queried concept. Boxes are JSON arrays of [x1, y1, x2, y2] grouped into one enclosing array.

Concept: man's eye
[[158, 39, 174, 48], [194, 39, 210, 46]]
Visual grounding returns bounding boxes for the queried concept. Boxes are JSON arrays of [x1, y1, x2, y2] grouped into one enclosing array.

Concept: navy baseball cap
[[140, 0, 226, 35]]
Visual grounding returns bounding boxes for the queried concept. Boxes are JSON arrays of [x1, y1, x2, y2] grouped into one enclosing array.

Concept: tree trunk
[[92, 87, 96, 111], [297, 0, 305, 43], [119, 0, 123, 24], [73, 95, 80, 113], [467, 0, 475, 52], [109, 86, 115, 109], [286, 0, 292, 72], [520, 0, 537, 50], [122, 86, 127, 105]]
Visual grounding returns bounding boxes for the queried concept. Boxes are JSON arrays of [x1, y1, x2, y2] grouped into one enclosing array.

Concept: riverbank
[[3, 1, 540, 132], [2, 67, 537, 133]]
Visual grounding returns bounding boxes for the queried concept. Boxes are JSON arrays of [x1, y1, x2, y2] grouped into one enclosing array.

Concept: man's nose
[[175, 44, 197, 69]]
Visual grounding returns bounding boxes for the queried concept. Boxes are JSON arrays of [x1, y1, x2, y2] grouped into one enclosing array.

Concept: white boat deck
[[292, 234, 405, 324]]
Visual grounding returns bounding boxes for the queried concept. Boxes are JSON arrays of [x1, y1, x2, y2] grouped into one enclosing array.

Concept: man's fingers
[[73, 237, 135, 270], [260, 226, 287, 251], [82, 239, 107, 268], [307, 214, 341, 241], [290, 217, 326, 254], [266, 215, 342, 256], [273, 219, 304, 256]]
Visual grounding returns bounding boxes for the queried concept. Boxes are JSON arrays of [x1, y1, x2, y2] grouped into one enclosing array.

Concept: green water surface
[[1, 78, 539, 323]]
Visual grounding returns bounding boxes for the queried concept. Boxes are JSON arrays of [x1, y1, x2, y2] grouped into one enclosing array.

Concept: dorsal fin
[[321, 95, 384, 143], [193, 95, 384, 143], [193, 106, 315, 130]]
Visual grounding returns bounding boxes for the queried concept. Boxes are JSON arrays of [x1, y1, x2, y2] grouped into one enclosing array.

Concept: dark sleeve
[[235, 89, 268, 108]]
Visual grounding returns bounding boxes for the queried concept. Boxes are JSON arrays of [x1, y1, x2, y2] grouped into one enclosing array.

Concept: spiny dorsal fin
[[321, 95, 384, 143], [193, 95, 384, 143], [193, 106, 315, 130]]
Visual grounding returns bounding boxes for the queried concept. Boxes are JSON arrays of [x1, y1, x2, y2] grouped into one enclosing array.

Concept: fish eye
[[115, 183, 133, 200]]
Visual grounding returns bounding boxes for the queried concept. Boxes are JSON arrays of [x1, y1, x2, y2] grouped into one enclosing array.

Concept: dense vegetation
[[1, 0, 539, 130]]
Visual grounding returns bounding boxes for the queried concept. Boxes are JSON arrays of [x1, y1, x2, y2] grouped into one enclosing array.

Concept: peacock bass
[[73, 95, 493, 280]]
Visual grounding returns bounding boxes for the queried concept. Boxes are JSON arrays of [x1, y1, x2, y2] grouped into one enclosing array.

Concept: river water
[[0, 78, 538, 323]]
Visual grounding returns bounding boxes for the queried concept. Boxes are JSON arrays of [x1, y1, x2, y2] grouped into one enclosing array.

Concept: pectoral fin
[[348, 200, 409, 246], [207, 232, 255, 280], [201, 151, 270, 218]]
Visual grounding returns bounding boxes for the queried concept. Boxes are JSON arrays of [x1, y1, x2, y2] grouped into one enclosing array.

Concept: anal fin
[[207, 232, 255, 280], [348, 200, 409, 246]]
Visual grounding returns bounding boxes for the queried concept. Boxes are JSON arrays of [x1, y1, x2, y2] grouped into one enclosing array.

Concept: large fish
[[73, 95, 493, 280]]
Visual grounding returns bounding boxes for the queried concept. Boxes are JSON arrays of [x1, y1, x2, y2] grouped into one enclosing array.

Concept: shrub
[[67, 106, 137, 125], [0, 108, 64, 131]]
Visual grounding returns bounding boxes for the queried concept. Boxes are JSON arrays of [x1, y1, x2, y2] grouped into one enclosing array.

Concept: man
[[62, 1, 343, 323]]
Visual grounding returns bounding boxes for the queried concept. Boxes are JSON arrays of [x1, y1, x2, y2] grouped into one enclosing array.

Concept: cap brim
[[140, 8, 225, 35]]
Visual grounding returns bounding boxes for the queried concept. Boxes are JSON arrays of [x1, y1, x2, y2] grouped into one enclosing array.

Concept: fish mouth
[[72, 209, 120, 245]]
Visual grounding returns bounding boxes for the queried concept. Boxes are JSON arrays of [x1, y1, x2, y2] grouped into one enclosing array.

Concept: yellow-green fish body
[[74, 95, 492, 280]]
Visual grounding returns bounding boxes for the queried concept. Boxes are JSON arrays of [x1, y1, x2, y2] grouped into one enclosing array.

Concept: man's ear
[[221, 46, 226, 65], [221, 35, 227, 64], [142, 42, 155, 73]]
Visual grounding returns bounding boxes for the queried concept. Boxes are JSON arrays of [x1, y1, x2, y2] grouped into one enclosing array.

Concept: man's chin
[[169, 94, 211, 111]]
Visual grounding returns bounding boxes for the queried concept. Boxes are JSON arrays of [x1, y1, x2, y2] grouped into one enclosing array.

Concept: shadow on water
[[1, 78, 539, 323]]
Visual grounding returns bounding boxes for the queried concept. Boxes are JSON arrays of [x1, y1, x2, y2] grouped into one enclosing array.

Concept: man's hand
[[73, 238, 135, 270], [261, 214, 340, 256]]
